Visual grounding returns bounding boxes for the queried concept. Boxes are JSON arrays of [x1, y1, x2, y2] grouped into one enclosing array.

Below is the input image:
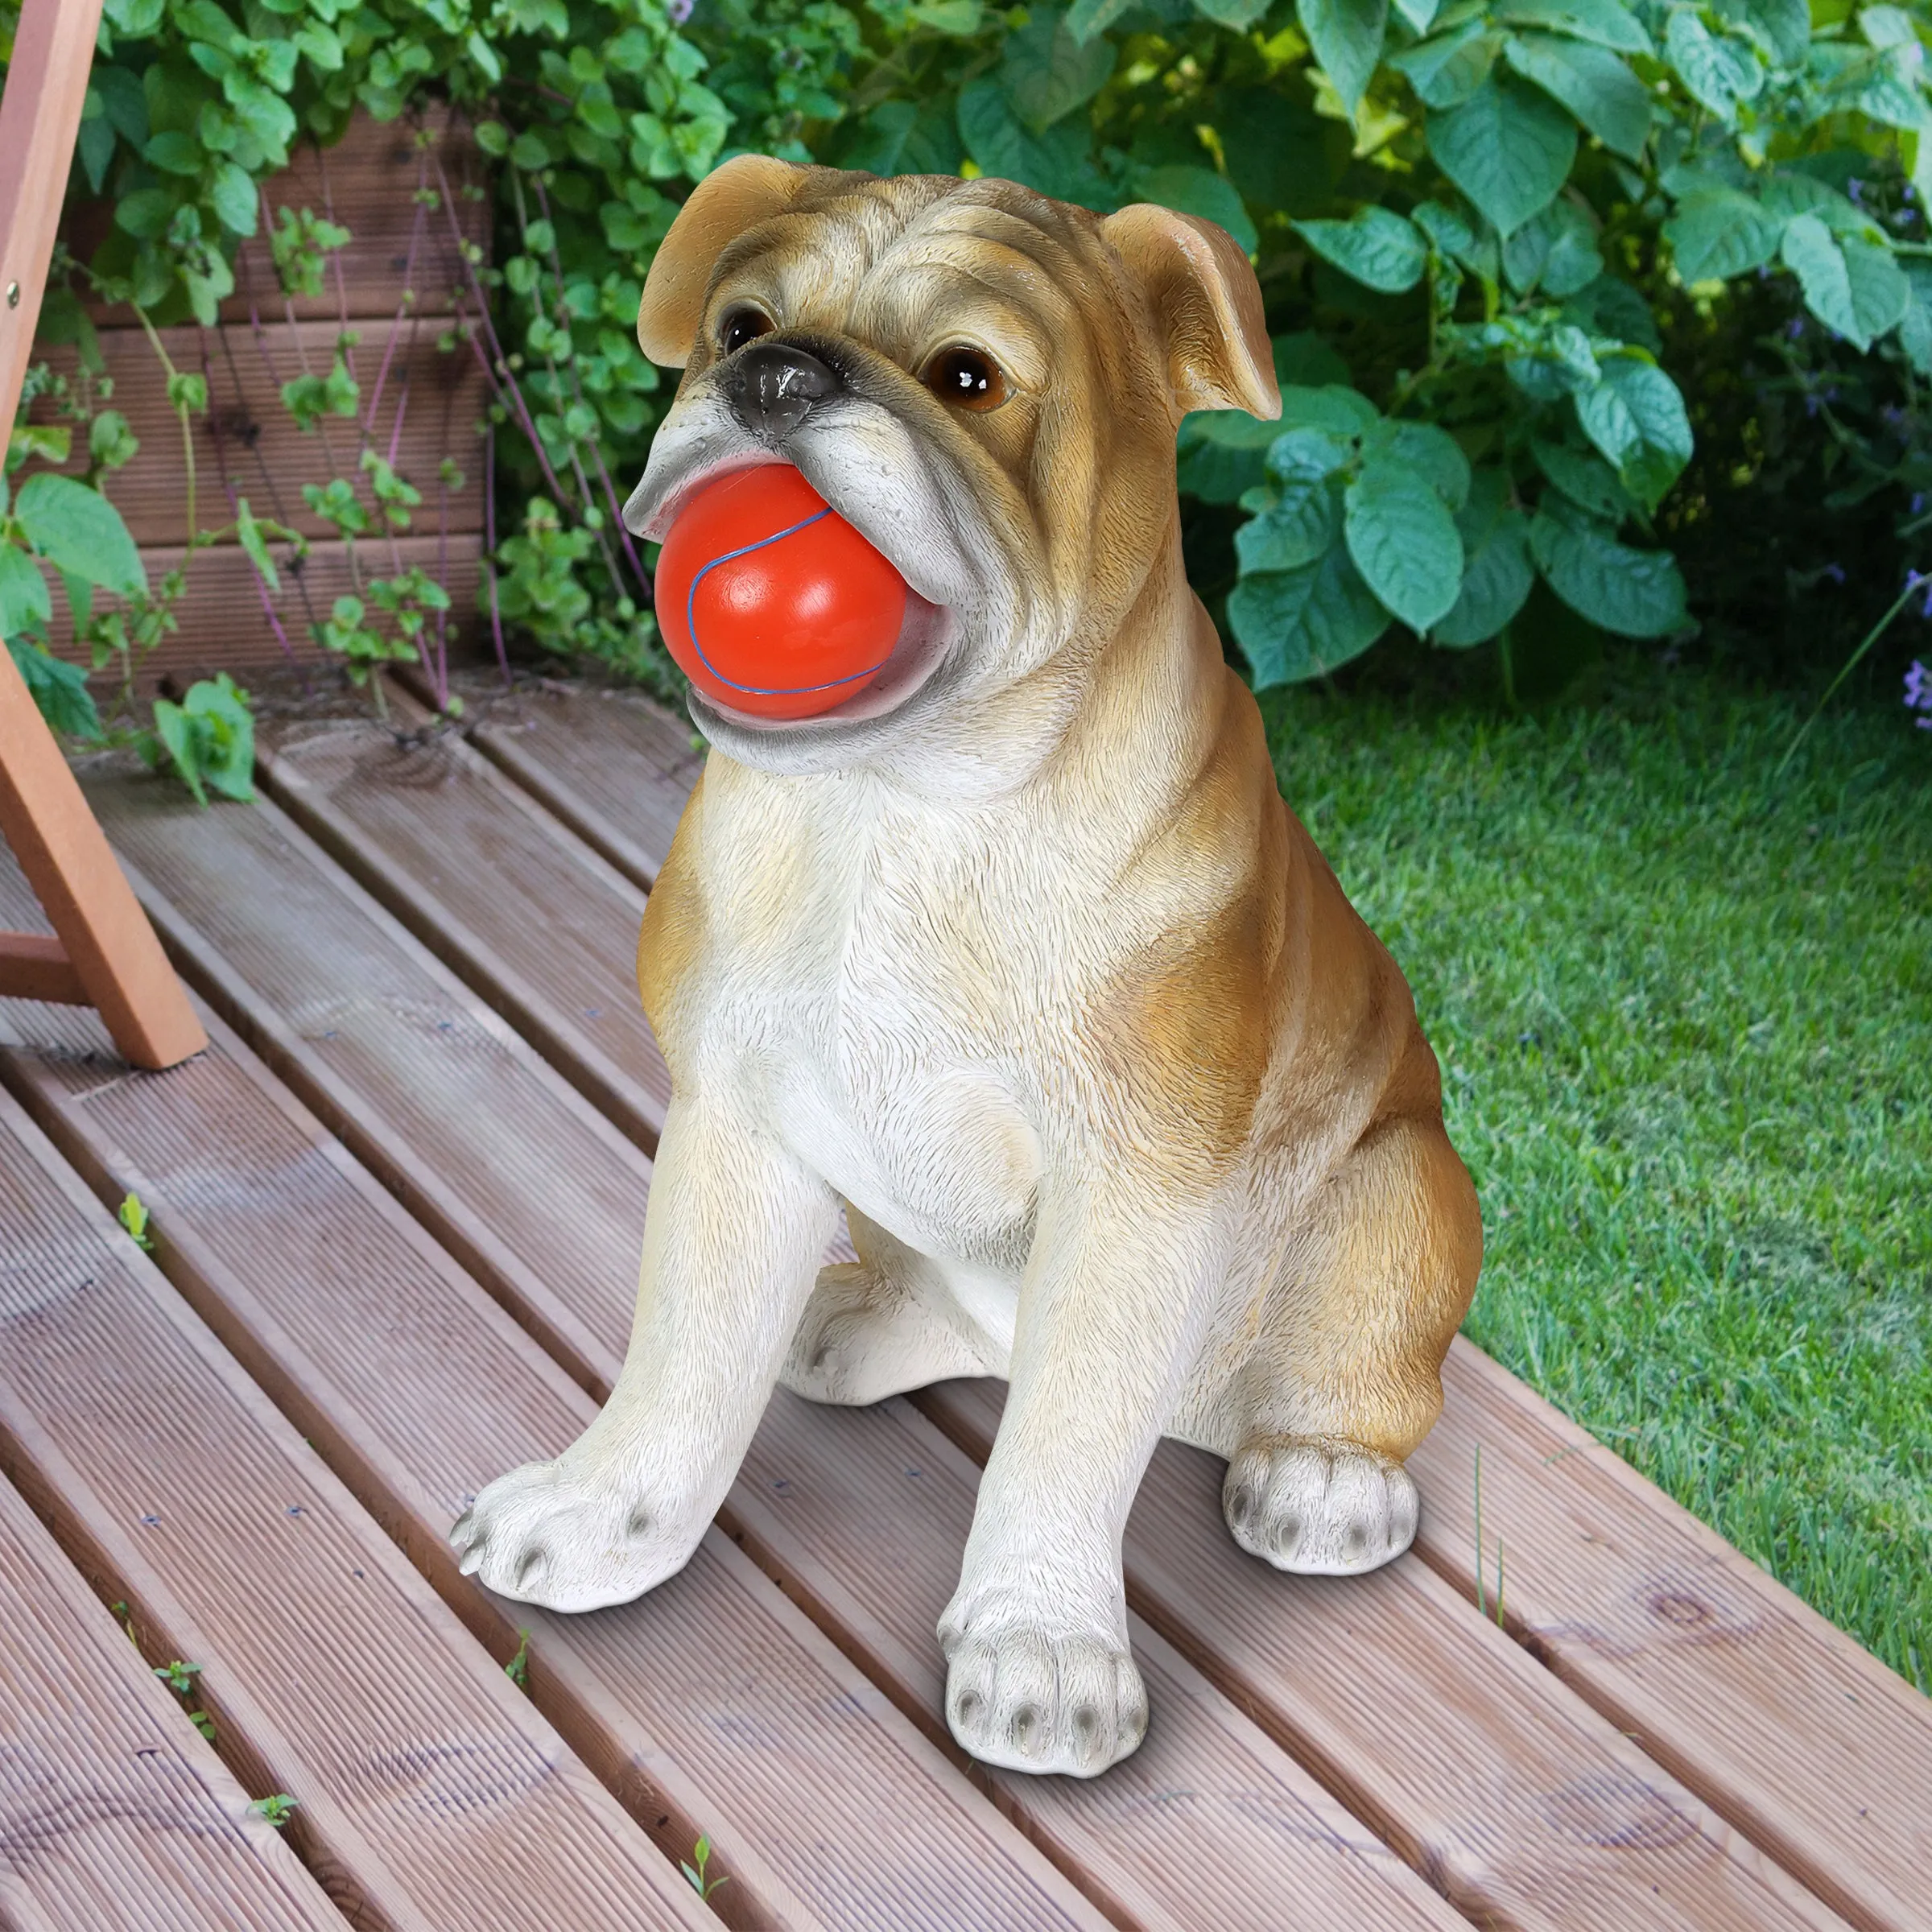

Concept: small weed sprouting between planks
[[249, 1794, 299, 1829], [503, 1629, 531, 1692], [118, 1192, 153, 1252], [680, 1834, 729, 1903], [153, 1659, 217, 1744], [1472, 1446, 1506, 1631]]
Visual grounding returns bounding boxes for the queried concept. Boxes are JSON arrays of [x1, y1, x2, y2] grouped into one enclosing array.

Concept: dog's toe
[[1223, 1435, 1418, 1575], [942, 1618, 1146, 1777]]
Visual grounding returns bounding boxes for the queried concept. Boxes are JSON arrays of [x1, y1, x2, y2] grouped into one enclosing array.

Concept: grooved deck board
[[436, 669, 705, 891], [918, 1382, 1845, 1932], [254, 715, 671, 1153], [0, 840, 1113, 1932], [101, 725, 1863, 1932], [0, 1471, 345, 1932], [1408, 1341, 1932, 1932], [467, 680, 1932, 1932], [0, 1080, 711, 1932], [728, 1391, 1463, 1932]]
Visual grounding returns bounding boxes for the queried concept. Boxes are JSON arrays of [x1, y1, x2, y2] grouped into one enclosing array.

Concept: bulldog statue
[[452, 158, 1484, 1779]]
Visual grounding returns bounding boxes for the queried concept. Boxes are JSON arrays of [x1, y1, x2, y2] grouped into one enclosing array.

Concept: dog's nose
[[726, 341, 841, 441]]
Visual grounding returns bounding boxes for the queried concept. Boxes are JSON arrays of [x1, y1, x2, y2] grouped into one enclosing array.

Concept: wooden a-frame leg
[[0, 0, 205, 1070], [0, 646, 207, 1068]]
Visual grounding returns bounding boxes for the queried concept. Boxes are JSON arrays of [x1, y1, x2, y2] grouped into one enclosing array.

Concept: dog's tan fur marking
[[458, 159, 1482, 1781]]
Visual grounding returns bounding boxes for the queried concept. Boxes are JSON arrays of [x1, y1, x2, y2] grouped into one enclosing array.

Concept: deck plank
[[254, 715, 671, 1153], [0, 832, 1116, 1932], [439, 671, 705, 892], [730, 1390, 1462, 1932], [921, 1381, 1846, 1932], [105, 728, 1865, 1932], [0, 1470, 344, 1932], [0, 1081, 712, 1932], [466, 679, 1932, 1932], [1409, 1341, 1932, 1932]]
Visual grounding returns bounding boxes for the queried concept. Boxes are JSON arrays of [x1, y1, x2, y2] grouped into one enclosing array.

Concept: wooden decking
[[1, 671, 1927, 1932]]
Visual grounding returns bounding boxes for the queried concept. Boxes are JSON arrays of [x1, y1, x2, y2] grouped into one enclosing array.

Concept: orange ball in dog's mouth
[[655, 465, 909, 720]]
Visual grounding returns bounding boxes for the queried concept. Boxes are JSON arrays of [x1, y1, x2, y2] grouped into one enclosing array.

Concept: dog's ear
[[1100, 204, 1280, 422], [636, 155, 814, 368]]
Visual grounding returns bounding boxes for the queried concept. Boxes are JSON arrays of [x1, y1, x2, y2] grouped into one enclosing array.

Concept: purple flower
[[1848, 178, 1866, 205], [1906, 659, 1932, 725], [1823, 562, 1847, 584], [1916, 493, 1927, 514], [1787, 316, 1806, 340], [665, 0, 694, 19]]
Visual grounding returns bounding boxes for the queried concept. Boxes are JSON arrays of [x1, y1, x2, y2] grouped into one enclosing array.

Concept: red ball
[[655, 465, 907, 720]]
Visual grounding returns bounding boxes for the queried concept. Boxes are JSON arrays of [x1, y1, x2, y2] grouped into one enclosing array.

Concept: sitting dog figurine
[[452, 157, 1483, 1778]]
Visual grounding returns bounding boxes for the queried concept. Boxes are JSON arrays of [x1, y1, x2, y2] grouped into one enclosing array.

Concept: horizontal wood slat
[[0, 1467, 345, 1932], [430, 669, 706, 892], [0, 832, 1118, 1932], [68, 108, 489, 328], [469, 678, 1932, 1932], [0, 1071, 712, 1932], [45, 535, 483, 689], [173, 703, 1850, 1932], [0, 931, 82, 1004], [23, 321, 487, 550]]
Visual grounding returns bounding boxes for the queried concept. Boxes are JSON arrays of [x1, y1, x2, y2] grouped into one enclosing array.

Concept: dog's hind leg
[[781, 1203, 1000, 1406], [1220, 1104, 1480, 1576]]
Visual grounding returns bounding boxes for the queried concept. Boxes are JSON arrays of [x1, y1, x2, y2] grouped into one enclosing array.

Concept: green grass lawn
[[1259, 652, 1930, 1693]]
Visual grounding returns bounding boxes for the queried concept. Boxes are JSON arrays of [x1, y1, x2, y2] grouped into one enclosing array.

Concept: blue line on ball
[[686, 506, 895, 697]]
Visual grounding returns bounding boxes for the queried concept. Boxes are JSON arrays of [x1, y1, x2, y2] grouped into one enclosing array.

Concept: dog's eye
[[718, 307, 774, 357], [923, 345, 1007, 412]]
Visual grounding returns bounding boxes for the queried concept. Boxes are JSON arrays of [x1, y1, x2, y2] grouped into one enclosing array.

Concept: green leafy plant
[[503, 1628, 532, 1689], [153, 1657, 218, 1740], [680, 1832, 729, 1901], [118, 1190, 155, 1249], [10, 0, 1932, 719], [248, 1792, 299, 1827], [140, 672, 257, 804]]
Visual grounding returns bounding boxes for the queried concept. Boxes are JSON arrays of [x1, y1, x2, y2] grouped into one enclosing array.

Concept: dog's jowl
[[451, 159, 1483, 1780]]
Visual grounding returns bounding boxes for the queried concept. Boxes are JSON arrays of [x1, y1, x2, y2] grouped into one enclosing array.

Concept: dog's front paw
[[938, 1596, 1147, 1778], [450, 1457, 690, 1612], [1222, 1435, 1418, 1575]]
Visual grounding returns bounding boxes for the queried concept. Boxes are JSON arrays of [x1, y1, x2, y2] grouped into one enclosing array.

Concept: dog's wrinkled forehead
[[638, 158, 1280, 427]]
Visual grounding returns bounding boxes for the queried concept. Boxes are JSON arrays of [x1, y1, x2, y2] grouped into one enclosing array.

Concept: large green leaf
[[1230, 543, 1390, 684], [1435, 473, 1534, 645], [1293, 207, 1428, 292], [1190, 0, 1272, 26], [1780, 213, 1909, 352], [1738, 0, 1809, 67], [1297, 0, 1389, 112], [956, 79, 1109, 204], [1345, 452, 1465, 631], [7, 638, 103, 741], [1665, 10, 1764, 120], [1278, 384, 1381, 435], [1663, 188, 1784, 281], [999, 7, 1114, 132], [1390, 20, 1503, 109], [1502, 32, 1651, 161], [1177, 411, 1282, 502], [1533, 436, 1639, 518], [1504, 197, 1605, 295], [1494, 0, 1651, 55], [0, 544, 53, 640], [1236, 473, 1343, 572], [1426, 75, 1576, 237], [1376, 419, 1472, 509], [12, 474, 148, 599], [1530, 499, 1687, 635], [1574, 354, 1692, 510]]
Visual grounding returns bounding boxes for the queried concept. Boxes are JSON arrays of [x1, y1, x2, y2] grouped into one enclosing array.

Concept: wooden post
[[0, 0, 206, 1069]]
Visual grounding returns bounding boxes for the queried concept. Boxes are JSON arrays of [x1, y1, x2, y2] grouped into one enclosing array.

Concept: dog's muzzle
[[728, 341, 841, 443]]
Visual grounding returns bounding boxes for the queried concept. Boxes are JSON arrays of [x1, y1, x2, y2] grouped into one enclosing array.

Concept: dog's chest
[[705, 793, 1043, 1262]]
